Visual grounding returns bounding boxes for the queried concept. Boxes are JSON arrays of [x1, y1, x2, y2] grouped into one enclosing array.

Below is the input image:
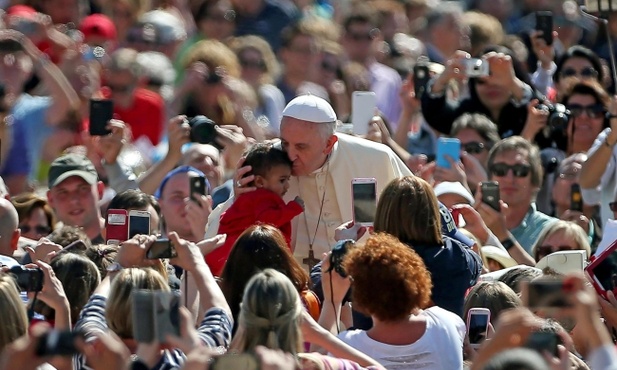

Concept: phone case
[[106, 209, 128, 245], [132, 290, 155, 343], [89, 99, 113, 136], [436, 138, 461, 169], [351, 178, 377, 227], [413, 65, 430, 98], [585, 239, 617, 299], [481, 182, 500, 211], [128, 210, 150, 238], [466, 308, 490, 348], [351, 91, 377, 136], [132, 290, 180, 344], [190, 175, 207, 202]]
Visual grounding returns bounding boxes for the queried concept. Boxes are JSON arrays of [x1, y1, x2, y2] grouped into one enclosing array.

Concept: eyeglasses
[[462, 141, 488, 154], [489, 163, 532, 178], [610, 201, 617, 212], [567, 103, 605, 119], [239, 58, 266, 70], [19, 224, 51, 235], [536, 245, 578, 259], [107, 83, 134, 94], [560, 67, 598, 79]]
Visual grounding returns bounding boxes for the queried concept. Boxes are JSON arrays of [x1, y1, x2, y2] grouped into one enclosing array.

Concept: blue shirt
[[511, 203, 557, 254]]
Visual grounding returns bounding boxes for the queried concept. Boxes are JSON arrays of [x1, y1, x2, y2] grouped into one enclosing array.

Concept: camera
[[9, 265, 43, 292], [327, 239, 355, 278], [536, 102, 570, 133], [187, 115, 222, 149], [464, 58, 489, 78], [146, 238, 178, 259]]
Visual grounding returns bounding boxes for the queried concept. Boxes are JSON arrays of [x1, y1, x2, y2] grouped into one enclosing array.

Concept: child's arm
[[255, 195, 304, 227]]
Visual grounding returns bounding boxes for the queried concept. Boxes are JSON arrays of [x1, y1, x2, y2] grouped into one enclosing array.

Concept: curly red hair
[[343, 233, 433, 322]]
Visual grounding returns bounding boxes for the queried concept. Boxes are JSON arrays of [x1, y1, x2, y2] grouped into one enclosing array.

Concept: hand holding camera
[[483, 52, 517, 89], [33, 260, 70, 322], [116, 234, 159, 268], [321, 242, 353, 305], [433, 50, 471, 94], [168, 232, 208, 273]]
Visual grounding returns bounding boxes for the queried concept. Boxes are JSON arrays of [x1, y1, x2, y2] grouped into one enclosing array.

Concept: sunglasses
[[560, 67, 598, 79], [610, 201, 617, 212], [19, 224, 51, 235], [567, 103, 605, 119], [489, 163, 531, 178], [536, 245, 578, 259], [107, 83, 134, 94], [462, 141, 488, 154], [239, 59, 266, 70]]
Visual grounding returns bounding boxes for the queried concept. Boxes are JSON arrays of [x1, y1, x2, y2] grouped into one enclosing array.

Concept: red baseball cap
[[6, 5, 37, 19], [79, 14, 117, 41]]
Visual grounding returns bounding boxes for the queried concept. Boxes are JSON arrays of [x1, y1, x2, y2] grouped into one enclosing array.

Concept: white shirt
[[337, 307, 465, 370], [581, 128, 615, 228]]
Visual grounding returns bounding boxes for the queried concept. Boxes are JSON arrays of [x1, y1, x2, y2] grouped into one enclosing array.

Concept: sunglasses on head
[[489, 163, 531, 177], [462, 141, 487, 154], [567, 103, 605, 119], [19, 224, 51, 235], [560, 67, 598, 79]]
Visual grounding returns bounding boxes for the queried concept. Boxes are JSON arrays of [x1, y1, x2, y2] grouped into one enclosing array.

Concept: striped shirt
[[73, 294, 232, 370]]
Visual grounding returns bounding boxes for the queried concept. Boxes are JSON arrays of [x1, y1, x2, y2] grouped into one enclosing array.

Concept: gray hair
[[426, 1, 463, 30]]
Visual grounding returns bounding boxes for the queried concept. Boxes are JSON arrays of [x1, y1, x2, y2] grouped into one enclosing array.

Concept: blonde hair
[[234, 269, 303, 355], [0, 274, 28, 351], [531, 220, 591, 261], [228, 35, 281, 84], [106, 268, 169, 339], [183, 39, 240, 78]]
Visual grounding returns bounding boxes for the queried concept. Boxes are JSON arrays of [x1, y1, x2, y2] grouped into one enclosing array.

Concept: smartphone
[[481, 181, 501, 211], [210, 354, 259, 370], [535, 11, 554, 46], [146, 239, 178, 259], [89, 99, 113, 136], [9, 265, 43, 292], [570, 183, 583, 212], [189, 174, 207, 204], [522, 278, 573, 311], [585, 239, 617, 299], [413, 64, 430, 99], [352, 178, 377, 227], [36, 330, 80, 357], [524, 331, 559, 357], [351, 91, 377, 136], [128, 210, 150, 238], [106, 209, 128, 245], [466, 308, 491, 348], [132, 290, 155, 343], [436, 137, 461, 169], [464, 58, 489, 78]]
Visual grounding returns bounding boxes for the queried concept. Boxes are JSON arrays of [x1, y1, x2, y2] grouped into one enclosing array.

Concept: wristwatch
[[500, 236, 516, 251]]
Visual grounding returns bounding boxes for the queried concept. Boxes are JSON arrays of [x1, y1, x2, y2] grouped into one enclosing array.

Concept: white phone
[[352, 178, 377, 227], [128, 210, 151, 238], [467, 308, 491, 349], [351, 91, 377, 136]]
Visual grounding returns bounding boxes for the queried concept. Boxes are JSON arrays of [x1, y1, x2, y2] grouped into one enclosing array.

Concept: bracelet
[[500, 236, 516, 251]]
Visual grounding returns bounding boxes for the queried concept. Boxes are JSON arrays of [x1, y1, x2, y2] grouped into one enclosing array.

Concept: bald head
[[0, 198, 19, 256]]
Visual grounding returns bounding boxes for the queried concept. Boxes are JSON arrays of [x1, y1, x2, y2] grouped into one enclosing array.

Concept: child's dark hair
[[243, 143, 292, 186]]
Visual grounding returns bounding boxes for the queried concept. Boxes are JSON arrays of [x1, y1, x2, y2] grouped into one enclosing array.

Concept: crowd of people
[[2, 0, 617, 369]]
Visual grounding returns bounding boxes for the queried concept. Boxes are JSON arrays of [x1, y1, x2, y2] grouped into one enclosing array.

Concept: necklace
[[299, 155, 331, 270]]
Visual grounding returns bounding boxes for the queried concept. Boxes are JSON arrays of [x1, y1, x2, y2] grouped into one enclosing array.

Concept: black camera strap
[[27, 291, 39, 323]]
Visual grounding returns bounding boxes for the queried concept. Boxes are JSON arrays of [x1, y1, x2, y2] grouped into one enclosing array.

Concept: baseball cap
[[6, 5, 37, 19], [79, 14, 117, 41], [154, 166, 209, 199], [438, 202, 475, 247], [131, 10, 187, 45], [282, 94, 337, 123], [48, 154, 98, 189], [434, 181, 474, 205]]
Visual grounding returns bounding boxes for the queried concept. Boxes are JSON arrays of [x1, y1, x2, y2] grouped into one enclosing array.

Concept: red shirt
[[101, 87, 164, 145], [213, 188, 304, 276]]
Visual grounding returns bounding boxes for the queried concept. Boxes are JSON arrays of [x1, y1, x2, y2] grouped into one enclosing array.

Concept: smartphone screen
[[89, 99, 113, 136], [351, 91, 377, 136], [128, 213, 150, 238], [352, 181, 377, 226], [436, 138, 461, 169], [413, 64, 430, 98], [535, 11, 553, 46], [467, 312, 489, 345]]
